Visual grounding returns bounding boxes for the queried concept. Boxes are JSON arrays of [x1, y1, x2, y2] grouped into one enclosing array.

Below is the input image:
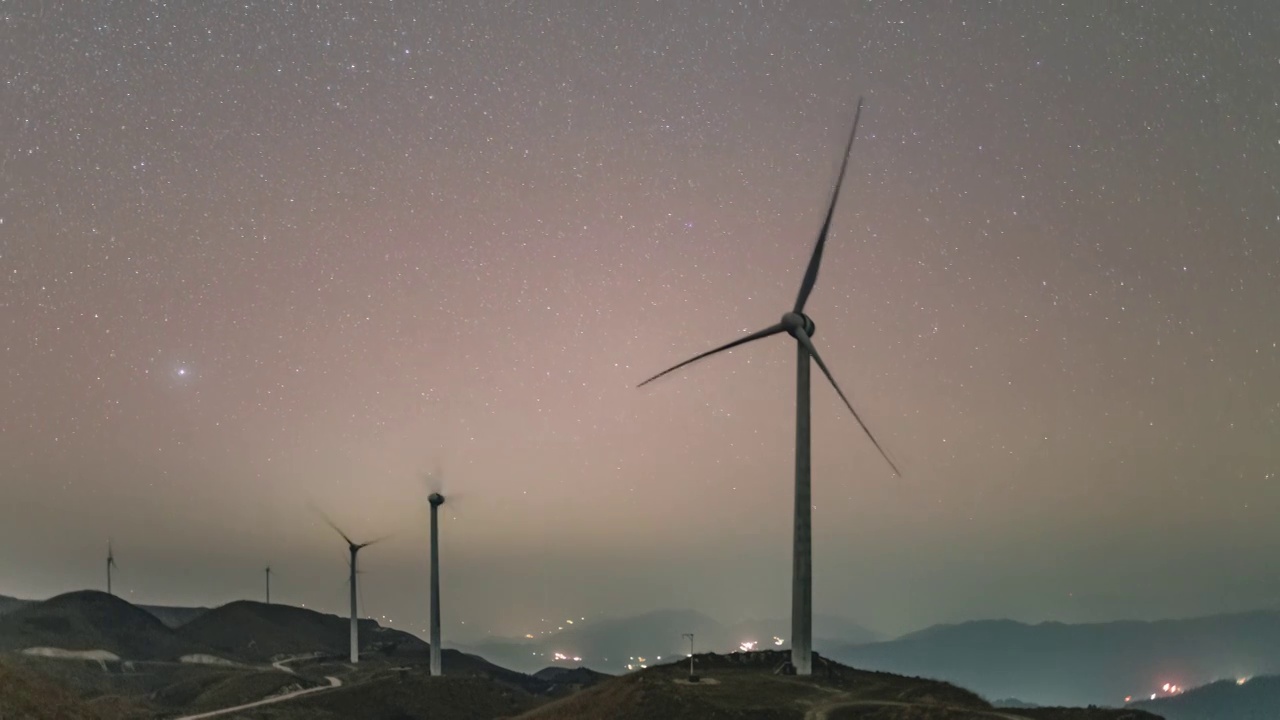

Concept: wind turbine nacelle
[[428, 493, 445, 507], [782, 312, 816, 338]]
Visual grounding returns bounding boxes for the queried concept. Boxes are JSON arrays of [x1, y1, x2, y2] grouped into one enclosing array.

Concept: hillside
[[0, 590, 212, 661], [5, 651, 330, 719], [0, 657, 142, 720], [828, 611, 1280, 707], [1132, 674, 1280, 720], [0, 594, 34, 616], [460, 608, 879, 674], [0, 592, 206, 629], [513, 649, 1009, 719], [175, 599, 427, 662], [511, 650, 1163, 719], [232, 669, 546, 720]]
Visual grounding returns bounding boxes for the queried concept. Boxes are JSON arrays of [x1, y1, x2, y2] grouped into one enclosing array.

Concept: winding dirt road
[[175, 671, 345, 712]]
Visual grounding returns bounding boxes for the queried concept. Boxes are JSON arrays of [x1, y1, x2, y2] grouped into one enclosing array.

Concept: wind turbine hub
[[429, 493, 445, 506], [781, 312, 816, 338]]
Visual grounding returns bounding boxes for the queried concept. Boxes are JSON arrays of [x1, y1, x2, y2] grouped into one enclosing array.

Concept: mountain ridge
[[830, 609, 1280, 707]]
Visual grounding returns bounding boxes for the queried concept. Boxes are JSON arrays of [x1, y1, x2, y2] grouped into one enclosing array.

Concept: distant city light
[[772, 636, 784, 646], [739, 641, 757, 652], [1238, 677, 1250, 685]]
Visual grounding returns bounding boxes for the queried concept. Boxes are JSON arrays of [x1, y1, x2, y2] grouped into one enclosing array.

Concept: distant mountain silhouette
[[137, 603, 208, 628], [175, 599, 427, 662], [0, 590, 211, 661], [1132, 674, 1280, 720], [828, 611, 1280, 708], [460, 608, 879, 674], [532, 664, 612, 692], [728, 612, 882, 646], [994, 697, 1043, 708]]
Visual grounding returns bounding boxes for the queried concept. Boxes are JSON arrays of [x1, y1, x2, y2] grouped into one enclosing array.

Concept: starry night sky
[[3, 1, 1278, 643]]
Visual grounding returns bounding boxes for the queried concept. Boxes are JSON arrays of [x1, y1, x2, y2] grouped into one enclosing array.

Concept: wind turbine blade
[[637, 323, 788, 388], [359, 534, 392, 549], [794, 329, 901, 477], [794, 97, 864, 314], [315, 508, 356, 546], [424, 463, 444, 495]]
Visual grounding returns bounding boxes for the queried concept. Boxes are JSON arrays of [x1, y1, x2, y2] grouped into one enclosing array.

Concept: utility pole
[[265, 566, 271, 604], [682, 633, 698, 682]]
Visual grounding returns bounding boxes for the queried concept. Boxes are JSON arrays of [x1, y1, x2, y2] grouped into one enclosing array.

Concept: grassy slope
[[514, 651, 1169, 720], [0, 657, 149, 720], [513, 650, 993, 720], [150, 667, 325, 714], [237, 670, 546, 720], [4, 653, 328, 718]]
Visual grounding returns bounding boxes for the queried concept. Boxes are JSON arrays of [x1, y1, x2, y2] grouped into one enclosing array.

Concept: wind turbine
[[428, 491, 445, 677], [321, 515, 385, 664], [106, 541, 118, 596], [637, 97, 900, 676], [424, 466, 459, 677], [265, 566, 271, 605]]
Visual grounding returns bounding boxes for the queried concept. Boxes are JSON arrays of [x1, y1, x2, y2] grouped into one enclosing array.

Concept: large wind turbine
[[424, 466, 457, 677], [321, 516, 384, 664], [106, 541, 118, 596], [637, 97, 900, 676], [428, 491, 445, 677]]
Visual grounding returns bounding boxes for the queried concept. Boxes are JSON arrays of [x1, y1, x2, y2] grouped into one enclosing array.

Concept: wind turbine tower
[[106, 541, 118, 596], [321, 516, 383, 664], [428, 492, 445, 677], [638, 97, 901, 676], [265, 566, 271, 604]]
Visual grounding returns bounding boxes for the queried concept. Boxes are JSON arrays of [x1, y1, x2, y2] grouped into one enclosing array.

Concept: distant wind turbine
[[637, 97, 901, 676], [320, 514, 386, 664], [265, 566, 271, 605], [106, 541, 118, 596]]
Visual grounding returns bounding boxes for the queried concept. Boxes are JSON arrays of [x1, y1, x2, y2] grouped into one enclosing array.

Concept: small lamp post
[[682, 633, 699, 682]]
